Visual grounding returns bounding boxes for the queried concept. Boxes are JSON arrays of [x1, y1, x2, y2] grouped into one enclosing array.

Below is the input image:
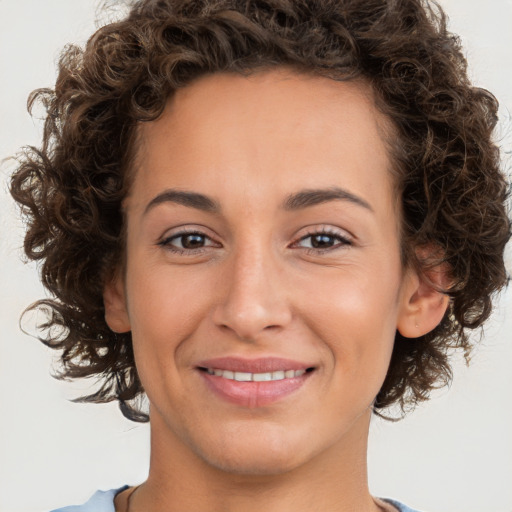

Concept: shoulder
[[383, 498, 424, 512], [49, 490, 421, 512], [49, 487, 128, 512]]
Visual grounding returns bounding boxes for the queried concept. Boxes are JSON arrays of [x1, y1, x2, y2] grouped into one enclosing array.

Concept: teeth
[[206, 368, 306, 381], [234, 372, 252, 382], [253, 372, 272, 382]]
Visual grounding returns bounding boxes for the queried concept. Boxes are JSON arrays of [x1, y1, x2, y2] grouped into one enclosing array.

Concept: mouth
[[199, 367, 311, 381], [196, 358, 316, 408]]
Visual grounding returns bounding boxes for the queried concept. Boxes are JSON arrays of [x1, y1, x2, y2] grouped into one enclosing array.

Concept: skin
[[105, 69, 448, 512]]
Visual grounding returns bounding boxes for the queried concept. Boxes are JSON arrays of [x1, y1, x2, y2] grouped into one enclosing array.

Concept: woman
[[8, 0, 510, 511]]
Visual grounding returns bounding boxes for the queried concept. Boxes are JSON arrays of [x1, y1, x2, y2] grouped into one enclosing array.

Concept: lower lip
[[199, 371, 312, 408]]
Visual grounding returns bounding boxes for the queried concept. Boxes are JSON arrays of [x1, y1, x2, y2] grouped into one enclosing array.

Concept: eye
[[293, 229, 352, 252], [172, 233, 208, 249], [158, 230, 219, 254]]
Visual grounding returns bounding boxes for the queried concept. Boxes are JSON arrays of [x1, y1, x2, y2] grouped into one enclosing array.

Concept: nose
[[212, 246, 292, 341]]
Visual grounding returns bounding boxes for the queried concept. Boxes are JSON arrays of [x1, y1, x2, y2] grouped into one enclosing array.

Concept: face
[[106, 70, 421, 476]]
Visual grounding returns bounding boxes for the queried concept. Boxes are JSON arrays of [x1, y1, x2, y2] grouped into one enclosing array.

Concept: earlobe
[[103, 274, 131, 333], [397, 265, 450, 339]]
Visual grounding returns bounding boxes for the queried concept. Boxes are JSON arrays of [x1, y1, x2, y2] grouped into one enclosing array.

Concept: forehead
[[129, 69, 395, 216]]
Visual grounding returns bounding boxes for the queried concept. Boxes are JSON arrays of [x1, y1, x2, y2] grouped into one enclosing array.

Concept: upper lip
[[196, 357, 315, 373]]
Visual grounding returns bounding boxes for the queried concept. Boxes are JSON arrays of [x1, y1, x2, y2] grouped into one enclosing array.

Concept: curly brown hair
[[10, 0, 510, 422]]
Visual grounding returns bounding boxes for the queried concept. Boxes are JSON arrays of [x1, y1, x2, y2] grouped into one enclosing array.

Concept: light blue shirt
[[50, 487, 423, 512], [50, 488, 127, 512]]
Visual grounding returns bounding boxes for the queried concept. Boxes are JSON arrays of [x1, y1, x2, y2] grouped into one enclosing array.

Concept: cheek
[[125, 263, 211, 362], [299, 265, 401, 374], [123, 263, 217, 418]]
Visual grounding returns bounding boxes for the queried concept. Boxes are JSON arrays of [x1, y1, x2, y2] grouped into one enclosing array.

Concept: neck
[[127, 408, 381, 512]]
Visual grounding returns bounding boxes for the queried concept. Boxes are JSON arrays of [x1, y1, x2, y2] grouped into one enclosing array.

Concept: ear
[[397, 254, 451, 339], [103, 273, 131, 333]]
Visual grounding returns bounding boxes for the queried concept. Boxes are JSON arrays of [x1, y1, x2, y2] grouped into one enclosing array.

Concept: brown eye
[[294, 231, 352, 251], [179, 234, 206, 249], [309, 234, 337, 249], [159, 231, 218, 253]]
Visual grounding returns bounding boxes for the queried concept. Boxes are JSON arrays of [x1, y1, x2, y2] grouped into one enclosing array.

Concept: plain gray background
[[1, 1, 511, 511]]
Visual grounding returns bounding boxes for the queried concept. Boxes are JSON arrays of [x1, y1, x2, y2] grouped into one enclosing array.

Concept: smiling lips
[[197, 357, 314, 408], [206, 368, 307, 381]]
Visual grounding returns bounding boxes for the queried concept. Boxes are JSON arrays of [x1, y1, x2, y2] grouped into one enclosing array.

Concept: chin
[[189, 424, 312, 476], [198, 447, 305, 476]]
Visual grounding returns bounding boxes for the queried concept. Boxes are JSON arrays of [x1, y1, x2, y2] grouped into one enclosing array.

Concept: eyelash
[[157, 227, 353, 256], [157, 229, 217, 255], [293, 228, 353, 254]]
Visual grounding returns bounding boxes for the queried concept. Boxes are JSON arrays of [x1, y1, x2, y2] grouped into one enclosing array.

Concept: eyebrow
[[144, 186, 373, 215], [283, 187, 373, 212], [144, 189, 220, 214]]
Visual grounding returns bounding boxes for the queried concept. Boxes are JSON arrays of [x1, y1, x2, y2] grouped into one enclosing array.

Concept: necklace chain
[[124, 485, 395, 512]]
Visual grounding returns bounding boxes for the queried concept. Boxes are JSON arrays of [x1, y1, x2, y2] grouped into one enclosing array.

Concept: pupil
[[312, 234, 334, 248], [182, 234, 204, 248]]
